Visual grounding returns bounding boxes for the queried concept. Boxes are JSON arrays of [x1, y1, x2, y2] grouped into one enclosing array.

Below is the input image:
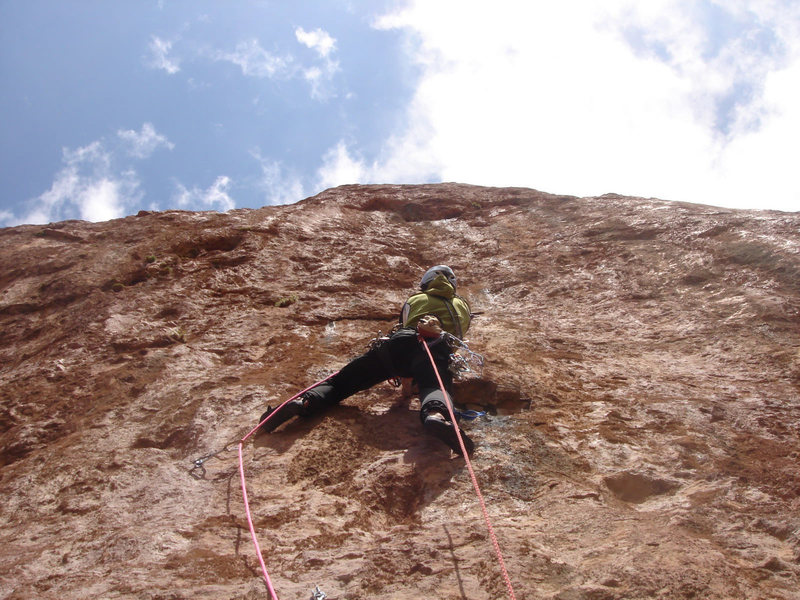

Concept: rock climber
[[258, 265, 475, 456]]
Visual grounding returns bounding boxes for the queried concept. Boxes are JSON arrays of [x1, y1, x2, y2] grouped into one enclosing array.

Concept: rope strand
[[420, 335, 518, 600], [237, 372, 339, 598], [238, 441, 280, 600], [237, 350, 517, 599]]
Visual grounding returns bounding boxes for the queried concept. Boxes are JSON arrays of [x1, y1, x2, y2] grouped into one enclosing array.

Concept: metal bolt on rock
[[310, 585, 327, 599]]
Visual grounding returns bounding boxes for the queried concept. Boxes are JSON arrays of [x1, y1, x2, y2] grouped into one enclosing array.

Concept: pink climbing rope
[[420, 335, 518, 600], [237, 344, 518, 599], [238, 440, 280, 600], [237, 373, 339, 599]]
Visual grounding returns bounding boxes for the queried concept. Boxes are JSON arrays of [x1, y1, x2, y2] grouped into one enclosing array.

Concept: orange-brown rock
[[0, 183, 798, 599]]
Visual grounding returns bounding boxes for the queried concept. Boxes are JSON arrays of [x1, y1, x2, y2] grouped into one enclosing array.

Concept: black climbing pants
[[303, 328, 453, 422]]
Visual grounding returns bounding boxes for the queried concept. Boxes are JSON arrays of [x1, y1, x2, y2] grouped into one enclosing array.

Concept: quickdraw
[[189, 439, 239, 479], [367, 333, 391, 352], [443, 332, 485, 381], [310, 585, 327, 599]]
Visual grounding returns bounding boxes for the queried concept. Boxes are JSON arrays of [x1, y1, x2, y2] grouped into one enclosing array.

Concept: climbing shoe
[[423, 413, 475, 456], [257, 399, 303, 433]]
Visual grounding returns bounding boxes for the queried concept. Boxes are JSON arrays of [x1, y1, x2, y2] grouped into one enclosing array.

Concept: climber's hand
[[417, 315, 443, 339]]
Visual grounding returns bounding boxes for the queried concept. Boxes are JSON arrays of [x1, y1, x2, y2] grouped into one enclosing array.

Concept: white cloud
[[311, 134, 441, 194], [215, 39, 290, 78], [369, 0, 800, 211], [77, 178, 128, 222], [295, 27, 336, 58], [10, 141, 140, 225], [295, 27, 340, 100], [4, 121, 177, 226], [209, 29, 339, 100], [699, 57, 800, 208], [173, 176, 235, 211], [603, 1, 793, 139], [316, 142, 370, 191], [302, 66, 332, 101], [308, 128, 443, 196], [252, 151, 305, 205], [117, 123, 174, 159], [147, 36, 180, 74]]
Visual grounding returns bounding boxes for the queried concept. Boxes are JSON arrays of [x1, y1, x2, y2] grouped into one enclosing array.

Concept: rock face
[[0, 183, 799, 600]]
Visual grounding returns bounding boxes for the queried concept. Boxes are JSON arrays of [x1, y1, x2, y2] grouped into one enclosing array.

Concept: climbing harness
[[369, 325, 484, 383], [366, 327, 406, 389], [419, 334, 518, 600]]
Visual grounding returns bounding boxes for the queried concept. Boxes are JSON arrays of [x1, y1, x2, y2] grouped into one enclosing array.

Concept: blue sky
[[2, 0, 799, 226]]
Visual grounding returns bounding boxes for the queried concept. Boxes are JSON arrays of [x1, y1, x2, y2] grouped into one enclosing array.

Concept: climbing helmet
[[420, 265, 457, 290]]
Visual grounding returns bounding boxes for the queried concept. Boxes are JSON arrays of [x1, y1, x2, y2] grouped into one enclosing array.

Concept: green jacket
[[401, 275, 471, 339]]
